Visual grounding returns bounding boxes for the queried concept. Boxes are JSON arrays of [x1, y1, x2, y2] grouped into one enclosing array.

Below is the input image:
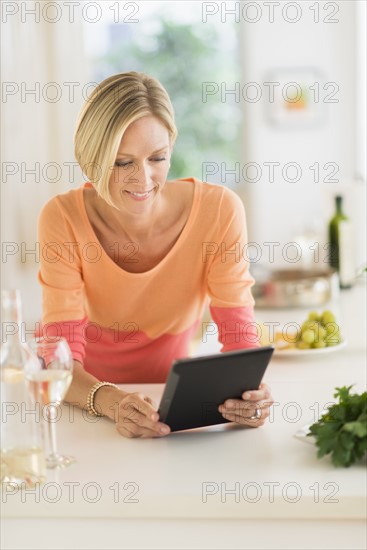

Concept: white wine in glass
[[26, 336, 75, 469]]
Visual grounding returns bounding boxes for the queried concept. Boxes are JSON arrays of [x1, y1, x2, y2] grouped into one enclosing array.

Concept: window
[[82, 1, 241, 187]]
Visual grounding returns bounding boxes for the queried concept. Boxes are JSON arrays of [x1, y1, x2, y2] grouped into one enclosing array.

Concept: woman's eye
[[115, 161, 132, 168], [115, 158, 166, 167]]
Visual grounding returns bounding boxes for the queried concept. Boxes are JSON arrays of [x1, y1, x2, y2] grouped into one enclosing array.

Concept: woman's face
[[109, 115, 172, 212]]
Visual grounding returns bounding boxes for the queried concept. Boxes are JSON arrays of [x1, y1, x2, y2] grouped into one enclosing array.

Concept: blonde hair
[[74, 72, 177, 207]]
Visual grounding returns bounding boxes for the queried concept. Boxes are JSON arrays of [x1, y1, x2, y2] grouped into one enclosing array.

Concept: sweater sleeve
[[206, 188, 260, 351], [37, 197, 87, 363]]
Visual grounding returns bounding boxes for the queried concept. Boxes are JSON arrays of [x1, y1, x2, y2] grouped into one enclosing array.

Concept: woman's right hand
[[115, 392, 171, 438]]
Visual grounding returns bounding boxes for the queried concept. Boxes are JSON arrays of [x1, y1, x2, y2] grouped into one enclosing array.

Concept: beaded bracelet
[[86, 381, 118, 417]]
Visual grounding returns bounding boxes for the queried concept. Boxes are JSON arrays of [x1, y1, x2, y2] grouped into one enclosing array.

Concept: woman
[[38, 71, 273, 438]]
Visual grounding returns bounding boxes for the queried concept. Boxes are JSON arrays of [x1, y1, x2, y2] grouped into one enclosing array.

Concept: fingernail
[[242, 392, 251, 399], [160, 426, 170, 434], [226, 400, 234, 408]]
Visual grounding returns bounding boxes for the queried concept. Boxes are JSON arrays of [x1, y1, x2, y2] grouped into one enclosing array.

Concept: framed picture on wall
[[265, 68, 328, 129]]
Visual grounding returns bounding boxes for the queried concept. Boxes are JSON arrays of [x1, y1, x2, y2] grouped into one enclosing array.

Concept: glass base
[[1, 473, 46, 488], [1, 447, 46, 487], [46, 454, 76, 469]]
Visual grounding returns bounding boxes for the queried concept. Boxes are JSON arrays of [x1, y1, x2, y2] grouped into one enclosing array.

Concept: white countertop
[[1, 283, 366, 549]]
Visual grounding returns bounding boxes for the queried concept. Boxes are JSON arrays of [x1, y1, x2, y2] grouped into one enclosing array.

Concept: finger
[[117, 420, 170, 439], [121, 393, 157, 420], [259, 382, 272, 398], [241, 390, 268, 401], [144, 395, 158, 410], [222, 408, 270, 425], [119, 407, 170, 435], [219, 399, 261, 412], [117, 417, 170, 438], [241, 384, 272, 401], [219, 400, 271, 416]]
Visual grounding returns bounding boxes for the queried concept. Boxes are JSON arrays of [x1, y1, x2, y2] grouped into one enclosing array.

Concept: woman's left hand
[[218, 383, 274, 428]]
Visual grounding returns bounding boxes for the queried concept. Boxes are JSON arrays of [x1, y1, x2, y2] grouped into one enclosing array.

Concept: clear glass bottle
[[0, 289, 46, 487]]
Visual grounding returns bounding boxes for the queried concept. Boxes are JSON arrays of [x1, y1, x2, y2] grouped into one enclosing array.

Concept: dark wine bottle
[[328, 196, 355, 289]]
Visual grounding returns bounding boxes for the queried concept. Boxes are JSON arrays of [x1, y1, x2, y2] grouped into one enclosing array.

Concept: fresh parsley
[[308, 385, 367, 467]]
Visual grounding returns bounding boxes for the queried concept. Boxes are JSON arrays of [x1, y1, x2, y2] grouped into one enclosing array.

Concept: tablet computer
[[158, 346, 274, 432]]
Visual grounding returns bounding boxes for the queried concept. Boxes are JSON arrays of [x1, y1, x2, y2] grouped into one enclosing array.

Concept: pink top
[[38, 178, 259, 383]]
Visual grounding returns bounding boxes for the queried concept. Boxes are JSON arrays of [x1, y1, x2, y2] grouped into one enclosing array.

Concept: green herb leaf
[[308, 386, 367, 467], [343, 421, 367, 438]]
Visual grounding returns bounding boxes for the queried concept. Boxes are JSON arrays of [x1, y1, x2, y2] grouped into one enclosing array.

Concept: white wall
[[1, 10, 89, 324], [237, 0, 366, 272]]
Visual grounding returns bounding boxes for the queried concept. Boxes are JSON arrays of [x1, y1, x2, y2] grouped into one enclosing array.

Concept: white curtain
[[1, 3, 90, 323]]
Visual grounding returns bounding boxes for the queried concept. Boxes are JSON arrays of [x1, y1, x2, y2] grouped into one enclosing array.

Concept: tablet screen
[[158, 346, 274, 432]]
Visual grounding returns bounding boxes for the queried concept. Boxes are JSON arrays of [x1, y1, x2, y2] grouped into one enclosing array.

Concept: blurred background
[[1, 0, 366, 323]]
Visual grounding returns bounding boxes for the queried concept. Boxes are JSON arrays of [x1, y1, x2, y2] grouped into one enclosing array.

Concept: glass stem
[[47, 404, 58, 459]]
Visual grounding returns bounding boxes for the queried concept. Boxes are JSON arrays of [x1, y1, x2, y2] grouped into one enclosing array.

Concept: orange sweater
[[38, 177, 259, 383]]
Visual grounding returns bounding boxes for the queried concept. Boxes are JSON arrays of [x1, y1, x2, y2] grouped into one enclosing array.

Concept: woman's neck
[[89, 187, 171, 243]]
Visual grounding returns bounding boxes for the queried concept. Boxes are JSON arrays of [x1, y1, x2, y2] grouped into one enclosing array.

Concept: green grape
[[312, 339, 327, 349], [304, 321, 321, 333], [296, 309, 342, 350], [325, 322, 340, 334], [314, 324, 327, 341], [321, 310, 336, 325], [308, 311, 320, 321], [301, 320, 319, 332], [297, 341, 311, 349], [302, 329, 316, 344]]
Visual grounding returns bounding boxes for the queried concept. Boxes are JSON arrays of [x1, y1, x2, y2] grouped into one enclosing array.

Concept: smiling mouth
[[125, 189, 154, 198]]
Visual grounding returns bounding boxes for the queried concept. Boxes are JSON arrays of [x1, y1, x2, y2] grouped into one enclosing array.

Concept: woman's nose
[[134, 163, 151, 186]]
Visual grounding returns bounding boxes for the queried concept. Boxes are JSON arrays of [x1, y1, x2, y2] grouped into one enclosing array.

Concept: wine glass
[[26, 336, 75, 469]]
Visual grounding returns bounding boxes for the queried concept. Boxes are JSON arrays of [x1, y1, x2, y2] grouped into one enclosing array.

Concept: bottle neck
[[335, 196, 343, 215], [1, 290, 23, 348]]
